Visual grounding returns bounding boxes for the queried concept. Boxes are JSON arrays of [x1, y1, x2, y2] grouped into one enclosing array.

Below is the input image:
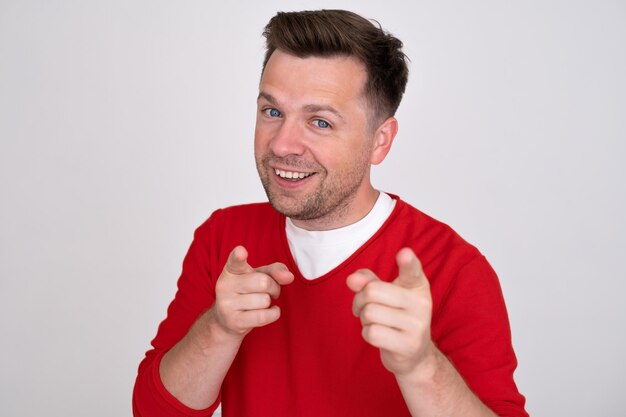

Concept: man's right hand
[[159, 245, 293, 410], [212, 245, 294, 338]]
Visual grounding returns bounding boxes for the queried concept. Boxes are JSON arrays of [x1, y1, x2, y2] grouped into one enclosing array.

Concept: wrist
[[190, 308, 245, 354], [395, 342, 441, 387]]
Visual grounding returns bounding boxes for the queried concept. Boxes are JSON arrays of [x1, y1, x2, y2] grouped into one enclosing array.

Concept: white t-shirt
[[286, 192, 396, 279]]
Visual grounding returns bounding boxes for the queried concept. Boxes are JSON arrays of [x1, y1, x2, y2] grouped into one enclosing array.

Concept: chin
[[267, 197, 302, 218]]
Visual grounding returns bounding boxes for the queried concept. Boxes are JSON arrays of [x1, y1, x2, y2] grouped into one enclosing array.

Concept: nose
[[269, 119, 306, 158]]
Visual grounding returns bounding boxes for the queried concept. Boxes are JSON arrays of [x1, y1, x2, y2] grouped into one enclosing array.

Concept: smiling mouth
[[274, 168, 315, 181]]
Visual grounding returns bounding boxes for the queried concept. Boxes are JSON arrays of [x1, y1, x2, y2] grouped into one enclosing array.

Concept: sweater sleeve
[[132, 215, 223, 417], [433, 255, 529, 417]]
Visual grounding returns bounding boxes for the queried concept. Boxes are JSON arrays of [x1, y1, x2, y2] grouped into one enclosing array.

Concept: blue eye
[[313, 119, 330, 129], [264, 108, 281, 117]]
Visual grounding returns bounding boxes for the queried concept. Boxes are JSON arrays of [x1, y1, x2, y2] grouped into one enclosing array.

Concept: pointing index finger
[[394, 248, 428, 289], [255, 262, 295, 287]]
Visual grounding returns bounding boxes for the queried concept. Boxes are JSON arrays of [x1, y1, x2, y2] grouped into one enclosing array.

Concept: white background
[[1, 1, 625, 416]]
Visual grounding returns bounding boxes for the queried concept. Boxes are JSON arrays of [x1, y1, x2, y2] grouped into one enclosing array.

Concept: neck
[[291, 186, 380, 231]]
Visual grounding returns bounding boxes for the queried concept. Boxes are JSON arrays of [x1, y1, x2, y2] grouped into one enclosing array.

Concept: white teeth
[[274, 169, 313, 180]]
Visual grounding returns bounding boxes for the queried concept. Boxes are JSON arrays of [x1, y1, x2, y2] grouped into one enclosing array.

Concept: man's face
[[254, 50, 378, 229]]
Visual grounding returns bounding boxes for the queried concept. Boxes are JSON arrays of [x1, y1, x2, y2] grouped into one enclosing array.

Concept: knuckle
[[261, 293, 271, 308], [219, 296, 235, 311], [254, 309, 268, 324], [414, 293, 432, 312], [361, 304, 377, 323], [363, 282, 378, 299], [362, 324, 378, 342], [257, 274, 272, 292], [253, 308, 275, 326], [216, 274, 238, 294], [361, 325, 370, 341]]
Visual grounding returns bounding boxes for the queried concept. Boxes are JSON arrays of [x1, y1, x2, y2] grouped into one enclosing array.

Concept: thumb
[[225, 245, 254, 275], [393, 248, 428, 289], [346, 269, 380, 293]]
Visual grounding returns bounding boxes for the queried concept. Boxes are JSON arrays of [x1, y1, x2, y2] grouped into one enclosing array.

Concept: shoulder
[[388, 195, 503, 316], [387, 195, 492, 286], [193, 201, 281, 243], [387, 195, 481, 265], [208, 202, 277, 221]]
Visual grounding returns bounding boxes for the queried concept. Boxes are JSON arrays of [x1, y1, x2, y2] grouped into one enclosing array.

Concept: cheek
[[305, 143, 344, 173], [254, 119, 280, 146], [314, 137, 370, 168]]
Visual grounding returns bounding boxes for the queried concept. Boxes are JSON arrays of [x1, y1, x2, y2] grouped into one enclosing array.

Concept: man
[[133, 10, 528, 417]]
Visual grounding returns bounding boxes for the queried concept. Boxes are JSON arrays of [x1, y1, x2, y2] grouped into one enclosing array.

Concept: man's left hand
[[346, 247, 435, 377]]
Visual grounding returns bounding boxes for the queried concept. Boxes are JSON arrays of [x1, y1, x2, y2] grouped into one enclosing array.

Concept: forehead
[[259, 50, 368, 110]]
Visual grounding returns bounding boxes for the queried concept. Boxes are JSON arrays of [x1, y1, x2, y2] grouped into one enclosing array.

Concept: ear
[[370, 117, 398, 165]]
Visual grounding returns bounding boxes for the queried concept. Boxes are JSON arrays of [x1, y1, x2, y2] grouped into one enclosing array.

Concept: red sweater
[[133, 197, 528, 416]]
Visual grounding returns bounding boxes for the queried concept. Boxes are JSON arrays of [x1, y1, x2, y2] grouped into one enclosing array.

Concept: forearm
[[396, 344, 497, 417], [159, 308, 243, 410]]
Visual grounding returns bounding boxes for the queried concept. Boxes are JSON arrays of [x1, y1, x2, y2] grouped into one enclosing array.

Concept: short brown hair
[[262, 9, 409, 123]]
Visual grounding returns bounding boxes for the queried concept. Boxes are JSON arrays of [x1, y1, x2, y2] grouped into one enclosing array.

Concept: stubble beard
[[255, 153, 370, 223]]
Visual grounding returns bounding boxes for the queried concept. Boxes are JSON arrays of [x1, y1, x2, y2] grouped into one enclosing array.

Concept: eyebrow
[[257, 91, 278, 104], [257, 91, 344, 120]]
